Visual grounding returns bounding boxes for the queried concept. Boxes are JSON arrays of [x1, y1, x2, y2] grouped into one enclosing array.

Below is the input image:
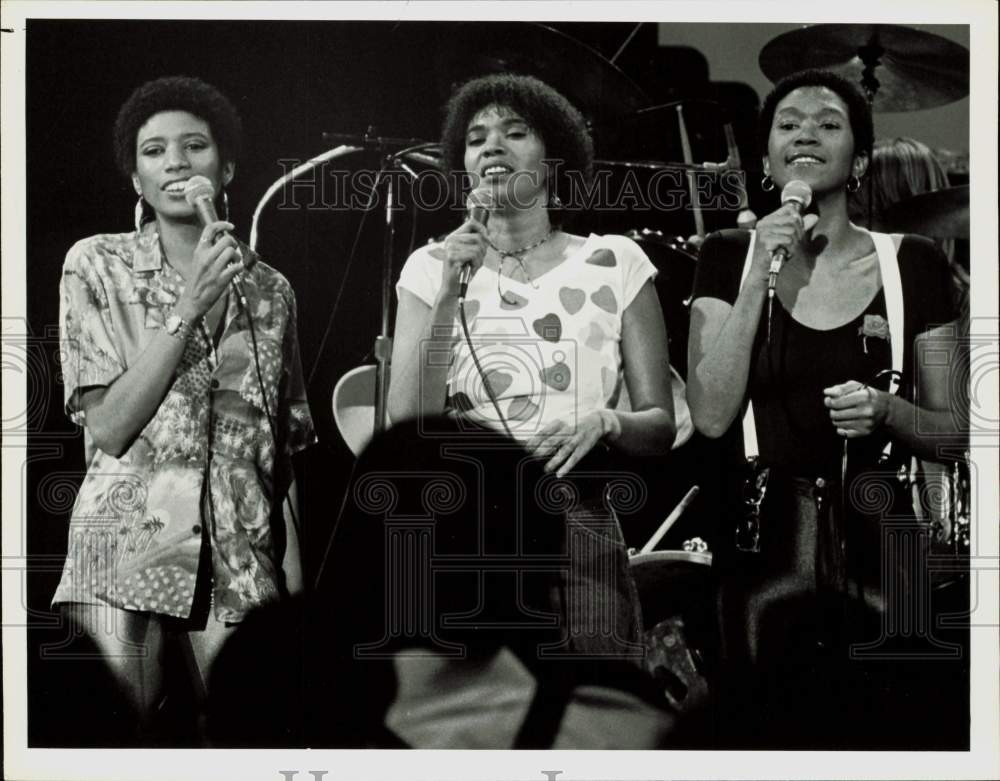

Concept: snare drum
[[626, 229, 698, 378], [629, 550, 714, 717], [629, 549, 712, 628]]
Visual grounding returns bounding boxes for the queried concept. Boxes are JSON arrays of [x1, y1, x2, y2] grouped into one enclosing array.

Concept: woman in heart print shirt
[[389, 74, 676, 662], [391, 73, 676, 474]]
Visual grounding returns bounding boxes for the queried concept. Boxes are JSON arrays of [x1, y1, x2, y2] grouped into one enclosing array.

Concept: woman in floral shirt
[[53, 76, 315, 740]]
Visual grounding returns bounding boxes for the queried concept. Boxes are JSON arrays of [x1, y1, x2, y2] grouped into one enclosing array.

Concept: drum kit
[[302, 22, 971, 706]]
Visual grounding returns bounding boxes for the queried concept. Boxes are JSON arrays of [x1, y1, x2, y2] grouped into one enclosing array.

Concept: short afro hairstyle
[[440, 73, 594, 223], [113, 76, 243, 179], [758, 69, 874, 163]]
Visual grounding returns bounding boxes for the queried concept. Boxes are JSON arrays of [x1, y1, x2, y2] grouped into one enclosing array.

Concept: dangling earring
[[761, 174, 775, 192], [221, 190, 230, 221], [134, 197, 150, 232], [548, 192, 563, 209], [846, 175, 862, 193]]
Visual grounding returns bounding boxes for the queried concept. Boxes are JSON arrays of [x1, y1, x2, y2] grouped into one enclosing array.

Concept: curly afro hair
[[113, 76, 243, 179], [440, 73, 593, 224], [758, 69, 874, 164]]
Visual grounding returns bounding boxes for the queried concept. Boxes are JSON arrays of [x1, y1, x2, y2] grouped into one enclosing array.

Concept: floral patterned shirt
[[53, 222, 316, 622]]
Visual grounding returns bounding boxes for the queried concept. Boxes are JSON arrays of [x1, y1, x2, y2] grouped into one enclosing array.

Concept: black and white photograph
[[2, 2, 997, 780]]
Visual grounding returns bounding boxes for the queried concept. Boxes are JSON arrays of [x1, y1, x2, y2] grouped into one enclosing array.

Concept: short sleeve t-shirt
[[396, 234, 657, 442]]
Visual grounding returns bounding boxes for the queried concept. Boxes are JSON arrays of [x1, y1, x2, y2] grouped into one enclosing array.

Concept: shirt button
[[192, 525, 201, 535], [210, 379, 220, 389]]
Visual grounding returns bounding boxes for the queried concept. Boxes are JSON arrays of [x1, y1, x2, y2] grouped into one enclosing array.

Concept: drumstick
[[640, 485, 701, 554]]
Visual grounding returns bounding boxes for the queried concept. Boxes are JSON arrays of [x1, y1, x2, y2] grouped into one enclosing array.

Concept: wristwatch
[[164, 313, 196, 342]]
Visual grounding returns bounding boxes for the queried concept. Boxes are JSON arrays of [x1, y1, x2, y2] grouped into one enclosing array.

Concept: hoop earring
[[846, 175, 862, 193], [761, 174, 775, 192]]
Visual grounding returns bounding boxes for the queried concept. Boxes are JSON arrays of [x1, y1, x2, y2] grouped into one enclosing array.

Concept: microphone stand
[[373, 160, 397, 438], [322, 129, 434, 438], [249, 144, 363, 252]]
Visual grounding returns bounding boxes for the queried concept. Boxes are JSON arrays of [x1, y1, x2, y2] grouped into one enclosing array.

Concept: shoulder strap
[[738, 231, 904, 462], [869, 231, 904, 459], [870, 232, 904, 393], [738, 232, 759, 459]]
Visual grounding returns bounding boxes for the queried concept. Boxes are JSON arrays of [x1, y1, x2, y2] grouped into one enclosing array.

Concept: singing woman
[[54, 76, 315, 742]]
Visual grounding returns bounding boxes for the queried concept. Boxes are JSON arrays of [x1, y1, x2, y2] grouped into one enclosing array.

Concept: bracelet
[[165, 312, 196, 342]]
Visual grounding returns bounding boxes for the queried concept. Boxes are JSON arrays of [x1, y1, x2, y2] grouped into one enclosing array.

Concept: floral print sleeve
[[279, 289, 316, 461], [59, 239, 128, 425]]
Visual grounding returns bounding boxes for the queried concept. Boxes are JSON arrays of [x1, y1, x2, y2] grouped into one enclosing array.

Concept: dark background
[[20, 19, 967, 746]]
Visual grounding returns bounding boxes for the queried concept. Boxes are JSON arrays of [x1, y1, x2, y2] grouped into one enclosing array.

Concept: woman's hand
[[526, 410, 621, 478], [174, 220, 244, 321], [751, 203, 820, 281], [439, 218, 488, 298], [823, 380, 891, 438]]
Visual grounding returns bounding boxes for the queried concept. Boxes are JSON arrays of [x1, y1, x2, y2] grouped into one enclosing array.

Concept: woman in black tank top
[[687, 69, 960, 748]]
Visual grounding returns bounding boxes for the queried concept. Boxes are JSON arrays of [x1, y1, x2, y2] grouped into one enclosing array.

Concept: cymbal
[[877, 185, 969, 239], [434, 22, 649, 121], [760, 24, 969, 112]]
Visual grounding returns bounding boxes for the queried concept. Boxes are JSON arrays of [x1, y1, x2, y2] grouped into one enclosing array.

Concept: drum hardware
[[759, 24, 969, 113], [949, 454, 971, 554], [593, 158, 721, 173], [311, 132, 439, 438], [682, 537, 709, 554], [625, 229, 697, 377], [675, 103, 706, 241], [735, 458, 768, 554]]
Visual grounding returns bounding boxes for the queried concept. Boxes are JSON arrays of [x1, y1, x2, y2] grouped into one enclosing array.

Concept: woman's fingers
[[526, 420, 566, 455], [549, 430, 602, 478], [532, 431, 568, 459], [198, 220, 235, 246], [829, 406, 874, 422], [219, 261, 244, 287]]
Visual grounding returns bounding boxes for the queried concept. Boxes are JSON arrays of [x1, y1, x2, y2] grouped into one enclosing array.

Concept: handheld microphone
[[184, 175, 249, 305], [183, 175, 222, 231], [459, 189, 494, 300], [767, 180, 812, 299]]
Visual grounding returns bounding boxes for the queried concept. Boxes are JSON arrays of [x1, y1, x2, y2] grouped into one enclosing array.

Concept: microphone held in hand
[[768, 180, 812, 299], [183, 175, 222, 231], [183, 175, 249, 303], [459, 188, 494, 300]]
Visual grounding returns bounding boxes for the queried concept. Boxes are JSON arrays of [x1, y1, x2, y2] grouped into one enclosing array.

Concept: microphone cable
[[234, 279, 303, 543], [307, 143, 438, 386], [457, 292, 513, 440], [306, 162, 387, 386], [837, 368, 903, 634]]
